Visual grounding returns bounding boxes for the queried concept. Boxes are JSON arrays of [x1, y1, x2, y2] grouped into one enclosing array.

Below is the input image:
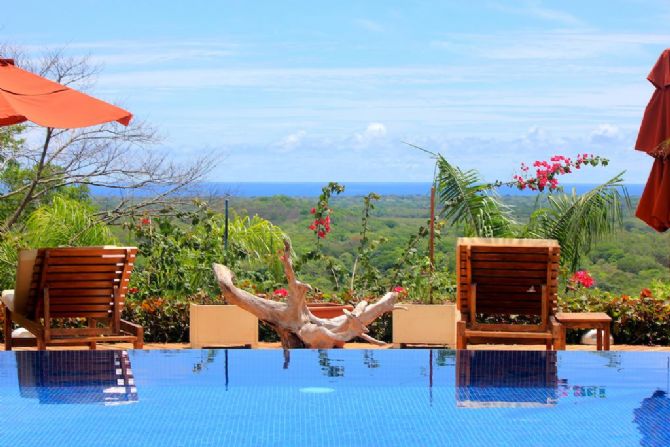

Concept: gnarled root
[[212, 239, 403, 349]]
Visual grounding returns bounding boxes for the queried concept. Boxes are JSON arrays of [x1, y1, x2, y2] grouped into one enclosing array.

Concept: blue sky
[[4, 1, 670, 182]]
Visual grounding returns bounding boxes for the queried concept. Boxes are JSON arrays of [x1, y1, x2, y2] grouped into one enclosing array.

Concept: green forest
[[220, 192, 668, 297]]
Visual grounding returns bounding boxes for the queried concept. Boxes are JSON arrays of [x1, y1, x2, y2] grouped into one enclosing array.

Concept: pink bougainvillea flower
[[513, 154, 607, 192], [273, 288, 288, 297], [569, 270, 594, 288]]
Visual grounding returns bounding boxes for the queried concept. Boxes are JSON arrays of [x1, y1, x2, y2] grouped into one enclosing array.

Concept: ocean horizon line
[[91, 181, 645, 198]]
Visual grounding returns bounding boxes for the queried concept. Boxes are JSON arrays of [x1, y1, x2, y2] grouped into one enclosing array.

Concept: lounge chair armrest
[[120, 319, 142, 334]]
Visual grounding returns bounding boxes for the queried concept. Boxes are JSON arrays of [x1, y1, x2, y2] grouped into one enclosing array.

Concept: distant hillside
[[208, 193, 668, 295]]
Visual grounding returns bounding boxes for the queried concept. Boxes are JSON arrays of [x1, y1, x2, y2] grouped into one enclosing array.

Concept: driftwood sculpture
[[213, 240, 404, 349]]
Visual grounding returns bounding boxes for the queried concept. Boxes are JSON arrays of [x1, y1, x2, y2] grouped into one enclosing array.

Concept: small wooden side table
[[555, 312, 612, 351]]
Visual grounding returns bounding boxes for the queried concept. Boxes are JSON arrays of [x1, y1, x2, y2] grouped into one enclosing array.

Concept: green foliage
[[435, 154, 629, 272], [435, 155, 514, 237], [0, 197, 115, 290], [24, 196, 115, 247], [526, 173, 630, 271], [121, 292, 232, 343], [350, 192, 384, 293], [128, 201, 288, 300], [0, 158, 90, 225]]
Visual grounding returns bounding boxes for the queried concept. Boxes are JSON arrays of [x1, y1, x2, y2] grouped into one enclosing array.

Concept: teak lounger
[[456, 237, 564, 350], [2, 247, 143, 350]]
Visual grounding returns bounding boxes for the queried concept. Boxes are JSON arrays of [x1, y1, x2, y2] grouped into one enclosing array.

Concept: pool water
[[0, 349, 668, 446]]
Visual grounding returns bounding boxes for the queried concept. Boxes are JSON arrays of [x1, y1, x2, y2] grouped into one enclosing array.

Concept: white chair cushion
[[11, 327, 35, 338], [1, 289, 15, 312]]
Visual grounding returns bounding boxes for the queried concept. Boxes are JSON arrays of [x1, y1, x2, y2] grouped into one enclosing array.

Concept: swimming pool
[[0, 349, 668, 446]]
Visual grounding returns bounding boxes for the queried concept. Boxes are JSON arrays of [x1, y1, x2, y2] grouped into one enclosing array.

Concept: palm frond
[[435, 155, 514, 237], [25, 196, 115, 247], [526, 172, 630, 271]]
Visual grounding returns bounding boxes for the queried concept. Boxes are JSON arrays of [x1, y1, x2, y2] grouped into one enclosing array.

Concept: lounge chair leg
[[89, 342, 97, 350], [456, 321, 467, 350], [36, 337, 46, 351], [3, 306, 12, 351], [546, 341, 552, 350], [133, 329, 144, 350]]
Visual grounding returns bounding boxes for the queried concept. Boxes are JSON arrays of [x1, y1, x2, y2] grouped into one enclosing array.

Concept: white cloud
[[590, 124, 621, 144], [276, 130, 307, 152], [364, 122, 387, 137], [354, 18, 385, 33], [433, 31, 670, 61], [24, 39, 238, 68], [354, 122, 388, 147], [489, 0, 584, 27]]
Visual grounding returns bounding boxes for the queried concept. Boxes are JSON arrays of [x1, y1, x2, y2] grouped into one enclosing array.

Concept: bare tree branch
[[0, 46, 219, 232]]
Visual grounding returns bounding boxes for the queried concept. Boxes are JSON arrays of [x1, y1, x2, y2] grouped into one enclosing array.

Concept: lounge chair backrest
[[11, 249, 38, 316], [28, 247, 137, 323], [457, 238, 559, 323]]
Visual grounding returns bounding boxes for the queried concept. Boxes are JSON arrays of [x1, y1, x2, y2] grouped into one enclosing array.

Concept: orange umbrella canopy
[[0, 58, 131, 128], [635, 49, 670, 232]]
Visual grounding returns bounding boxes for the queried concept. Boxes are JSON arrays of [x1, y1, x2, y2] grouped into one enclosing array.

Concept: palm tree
[[434, 153, 630, 271], [435, 155, 515, 238]]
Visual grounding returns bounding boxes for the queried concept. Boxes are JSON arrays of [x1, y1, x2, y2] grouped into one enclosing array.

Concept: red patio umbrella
[[635, 49, 670, 231], [0, 58, 131, 128]]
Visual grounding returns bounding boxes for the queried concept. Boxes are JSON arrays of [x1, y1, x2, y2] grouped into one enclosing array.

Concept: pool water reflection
[[0, 349, 667, 446]]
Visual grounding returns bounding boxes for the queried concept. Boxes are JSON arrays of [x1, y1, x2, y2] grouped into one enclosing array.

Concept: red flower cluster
[[308, 207, 332, 239], [273, 288, 288, 297], [129, 287, 139, 294], [141, 217, 151, 225], [640, 288, 652, 298], [513, 154, 607, 192], [393, 286, 407, 294], [141, 297, 164, 314], [569, 270, 594, 288]]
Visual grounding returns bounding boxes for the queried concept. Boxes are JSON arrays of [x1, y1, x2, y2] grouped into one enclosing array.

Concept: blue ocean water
[[90, 182, 644, 198], [1, 349, 668, 446]]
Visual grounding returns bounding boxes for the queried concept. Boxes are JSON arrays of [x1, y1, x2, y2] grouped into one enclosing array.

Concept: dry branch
[[213, 239, 404, 349]]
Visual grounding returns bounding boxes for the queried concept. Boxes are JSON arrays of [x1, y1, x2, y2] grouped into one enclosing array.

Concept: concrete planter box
[[307, 302, 354, 319], [392, 303, 458, 347], [189, 304, 258, 348]]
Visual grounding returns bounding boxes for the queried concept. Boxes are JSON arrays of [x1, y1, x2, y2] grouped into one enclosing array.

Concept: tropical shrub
[[0, 196, 116, 290], [127, 200, 288, 301], [559, 279, 670, 345]]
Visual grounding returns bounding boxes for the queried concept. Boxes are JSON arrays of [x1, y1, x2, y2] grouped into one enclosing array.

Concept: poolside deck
[[6, 342, 670, 351]]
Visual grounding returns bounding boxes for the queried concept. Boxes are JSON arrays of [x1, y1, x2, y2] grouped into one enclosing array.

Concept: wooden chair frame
[[455, 238, 564, 350], [3, 247, 143, 350]]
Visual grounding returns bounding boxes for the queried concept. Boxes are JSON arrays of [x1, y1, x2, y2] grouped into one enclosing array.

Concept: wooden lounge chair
[[16, 350, 138, 405], [456, 350, 558, 407], [456, 238, 564, 350], [2, 247, 143, 350]]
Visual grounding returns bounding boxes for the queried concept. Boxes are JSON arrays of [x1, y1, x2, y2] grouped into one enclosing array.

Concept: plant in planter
[[390, 241, 459, 347], [296, 182, 355, 318], [125, 203, 287, 347]]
